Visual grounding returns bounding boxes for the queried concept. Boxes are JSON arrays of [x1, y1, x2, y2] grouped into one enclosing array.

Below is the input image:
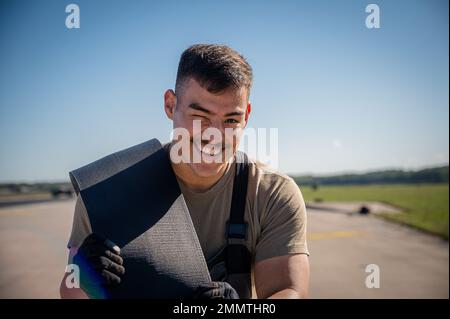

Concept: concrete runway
[[307, 205, 449, 298], [0, 199, 448, 298]]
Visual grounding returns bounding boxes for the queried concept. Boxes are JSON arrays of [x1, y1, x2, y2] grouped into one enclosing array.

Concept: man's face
[[165, 78, 250, 178]]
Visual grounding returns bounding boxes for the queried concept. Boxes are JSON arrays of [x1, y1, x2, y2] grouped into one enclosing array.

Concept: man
[[60, 44, 310, 299]]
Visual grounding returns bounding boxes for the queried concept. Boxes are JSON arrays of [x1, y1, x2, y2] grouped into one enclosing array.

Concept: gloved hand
[[72, 233, 125, 298], [193, 281, 239, 299]]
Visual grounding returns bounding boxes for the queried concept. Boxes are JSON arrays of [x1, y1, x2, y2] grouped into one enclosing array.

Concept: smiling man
[[60, 44, 310, 299]]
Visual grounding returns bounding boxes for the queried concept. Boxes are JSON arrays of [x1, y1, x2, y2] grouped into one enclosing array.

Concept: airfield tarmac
[[0, 198, 448, 298]]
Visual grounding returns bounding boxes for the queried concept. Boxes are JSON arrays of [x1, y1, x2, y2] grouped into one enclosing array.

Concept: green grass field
[[298, 183, 449, 239]]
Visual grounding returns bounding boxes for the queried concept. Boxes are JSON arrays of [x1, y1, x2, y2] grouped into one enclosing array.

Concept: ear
[[243, 102, 251, 127], [164, 89, 177, 120]]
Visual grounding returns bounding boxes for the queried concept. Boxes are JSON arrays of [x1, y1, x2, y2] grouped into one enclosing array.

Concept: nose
[[201, 120, 225, 145]]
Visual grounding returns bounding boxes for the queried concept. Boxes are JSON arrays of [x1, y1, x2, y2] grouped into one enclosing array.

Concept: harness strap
[[225, 151, 251, 275]]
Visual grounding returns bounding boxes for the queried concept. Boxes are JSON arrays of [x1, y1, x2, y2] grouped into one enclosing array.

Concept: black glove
[[72, 233, 125, 298], [193, 281, 239, 299]]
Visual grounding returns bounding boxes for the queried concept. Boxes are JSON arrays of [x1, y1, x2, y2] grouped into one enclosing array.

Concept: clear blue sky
[[0, 0, 448, 182]]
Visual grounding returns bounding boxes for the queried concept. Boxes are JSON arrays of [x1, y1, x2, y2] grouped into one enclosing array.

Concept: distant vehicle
[[51, 187, 74, 198], [359, 205, 370, 215]]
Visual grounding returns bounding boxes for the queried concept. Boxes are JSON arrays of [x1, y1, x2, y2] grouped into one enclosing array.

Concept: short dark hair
[[175, 44, 253, 98]]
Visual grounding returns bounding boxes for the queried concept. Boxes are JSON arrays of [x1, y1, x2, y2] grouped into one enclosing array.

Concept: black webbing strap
[[226, 151, 249, 240], [225, 151, 252, 275]]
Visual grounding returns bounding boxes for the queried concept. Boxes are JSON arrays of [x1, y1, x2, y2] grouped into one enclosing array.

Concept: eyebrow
[[225, 111, 245, 117], [188, 102, 244, 117], [188, 103, 211, 114]]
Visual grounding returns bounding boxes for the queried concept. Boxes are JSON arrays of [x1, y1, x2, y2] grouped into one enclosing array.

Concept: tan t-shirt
[[67, 147, 309, 297]]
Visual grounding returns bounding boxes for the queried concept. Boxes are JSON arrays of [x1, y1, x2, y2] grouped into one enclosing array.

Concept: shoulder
[[247, 157, 300, 196], [244, 157, 308, 258], [245, 156, 305, 217]]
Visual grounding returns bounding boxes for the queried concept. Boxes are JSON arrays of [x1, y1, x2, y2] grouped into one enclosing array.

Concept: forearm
[[267, 287, 307, 299], [60, 287, 89, 299], [60, 274, 89, 299]]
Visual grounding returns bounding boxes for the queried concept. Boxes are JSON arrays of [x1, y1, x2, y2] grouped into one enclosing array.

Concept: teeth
[[202, 149, 220, 156], [203, 148, 220, 156], [196, 143, 222, 156]]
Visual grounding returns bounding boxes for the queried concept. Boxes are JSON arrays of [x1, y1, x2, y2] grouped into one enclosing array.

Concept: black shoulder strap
[[225, 151, 252, 277], [226, 151, 249, 240], [206, 151, 252, 297]]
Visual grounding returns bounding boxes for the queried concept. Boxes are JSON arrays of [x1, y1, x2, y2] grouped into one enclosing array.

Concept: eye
[[191, 114, 211, 124], [225, 119, 239, 124]]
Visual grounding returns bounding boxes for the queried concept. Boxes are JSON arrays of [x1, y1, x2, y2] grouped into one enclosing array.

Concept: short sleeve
[[255, 178, 309, 263], [67, 195, 92, 250]]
